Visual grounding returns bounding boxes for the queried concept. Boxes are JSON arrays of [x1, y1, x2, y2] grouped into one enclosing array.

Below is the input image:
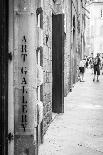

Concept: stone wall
[[9, 0, 86, 154], [43, 0, 52, 134], [64, 0, 72, 96], [71, 0, 81, 87], [42, 0, 84, 134]]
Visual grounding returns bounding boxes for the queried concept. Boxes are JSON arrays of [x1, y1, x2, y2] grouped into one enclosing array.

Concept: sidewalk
[[39, 69, 103, 155]]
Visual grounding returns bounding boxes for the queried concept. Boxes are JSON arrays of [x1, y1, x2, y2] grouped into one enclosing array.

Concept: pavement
[[38, 68, 103, 155]]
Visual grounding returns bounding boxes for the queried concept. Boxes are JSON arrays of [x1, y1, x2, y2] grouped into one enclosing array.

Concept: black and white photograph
[[1, 0, 103, 155]]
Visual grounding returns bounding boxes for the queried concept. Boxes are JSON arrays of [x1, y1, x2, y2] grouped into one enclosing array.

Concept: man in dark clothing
[[93, 53, 101, 82]]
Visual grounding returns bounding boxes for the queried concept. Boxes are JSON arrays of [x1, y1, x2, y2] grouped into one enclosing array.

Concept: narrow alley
[[39, 68, 103, 155], [2, 1, 103, 154]]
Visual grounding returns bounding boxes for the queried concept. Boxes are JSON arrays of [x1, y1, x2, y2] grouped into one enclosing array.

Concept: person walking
[[79, 59, 86, 82], [93, 53, 101, 82], [101, 56, 103, 75], [85, 57, 89, 68]]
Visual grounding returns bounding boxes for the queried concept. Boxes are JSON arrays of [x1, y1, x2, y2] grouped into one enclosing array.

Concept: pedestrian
[[93, 53, 101, 82], [79, 59, 86, 82], [90, 57, 94, 74], [101, 57, 103, 75], [86, 57, 89, 68]]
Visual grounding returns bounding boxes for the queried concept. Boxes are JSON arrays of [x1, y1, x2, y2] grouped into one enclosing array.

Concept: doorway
[[52, 13, 64, 113]]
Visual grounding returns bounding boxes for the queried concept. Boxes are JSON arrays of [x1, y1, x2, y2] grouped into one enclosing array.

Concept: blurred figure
[[100, 56, 103, 75], [79, 59, 86, 82], [86, 57, 89, 68], [93, 53, 101, 82], [89, 57, 94, 72]]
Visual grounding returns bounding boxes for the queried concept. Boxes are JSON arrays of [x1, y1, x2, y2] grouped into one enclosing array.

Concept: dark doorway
[[52, 14, 64, 113], [0, 0, 8, 154]]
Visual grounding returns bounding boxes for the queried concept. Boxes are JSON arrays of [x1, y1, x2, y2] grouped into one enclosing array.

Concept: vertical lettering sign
[[21, 35, 28, 132]]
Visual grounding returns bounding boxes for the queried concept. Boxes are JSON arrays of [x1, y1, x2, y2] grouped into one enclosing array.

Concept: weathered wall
[[64, 0, 72, 96], [43, 0, 64, 134], [13, 0, 38, 154], [10, 0, 86, 154], [71, 0, 77, 87], [70, 0, 83, 87], [43, 0, 52, 134]]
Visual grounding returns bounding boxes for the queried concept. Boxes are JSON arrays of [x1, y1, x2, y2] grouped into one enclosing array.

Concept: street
[[39, 68, 103, 155]]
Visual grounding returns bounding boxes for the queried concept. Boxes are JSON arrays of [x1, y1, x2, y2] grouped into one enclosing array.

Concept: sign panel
[[15, 34, 36, 134]]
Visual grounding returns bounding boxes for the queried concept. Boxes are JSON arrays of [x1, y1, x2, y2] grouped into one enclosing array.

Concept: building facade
[[0, 0, 86, 155], [86, 1, 103, 57]]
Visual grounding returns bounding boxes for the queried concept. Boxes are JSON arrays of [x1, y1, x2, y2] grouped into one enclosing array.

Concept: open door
[[52, 14, 64, 113], [0, 0, 8, 154]]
